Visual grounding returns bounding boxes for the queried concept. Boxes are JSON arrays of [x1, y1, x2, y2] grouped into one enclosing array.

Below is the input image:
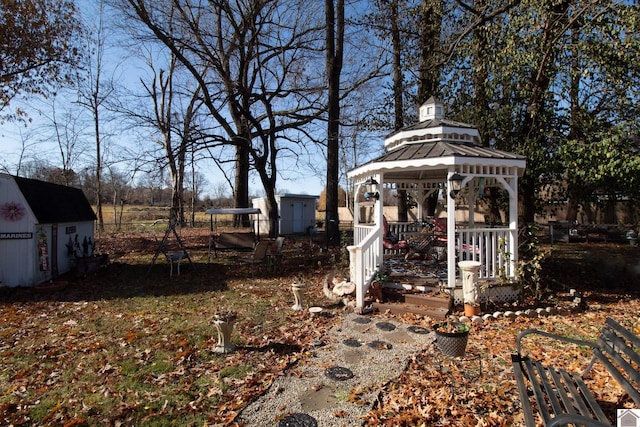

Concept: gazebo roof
[[374, 140, 524, 163], [348, 98, 526, 182], [349, 138, 526, 183], [386, 117, 478, 138]]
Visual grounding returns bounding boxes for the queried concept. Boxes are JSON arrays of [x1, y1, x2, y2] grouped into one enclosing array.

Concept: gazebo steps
[[372, 301, 449, 319], [375, 287, 452, 319]]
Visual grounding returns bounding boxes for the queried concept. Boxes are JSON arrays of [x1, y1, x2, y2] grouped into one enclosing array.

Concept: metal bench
[[512, 317, 640, 426]]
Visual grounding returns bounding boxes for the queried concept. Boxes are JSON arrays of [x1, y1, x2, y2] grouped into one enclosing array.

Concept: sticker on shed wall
[[37, 230, 49, 271]]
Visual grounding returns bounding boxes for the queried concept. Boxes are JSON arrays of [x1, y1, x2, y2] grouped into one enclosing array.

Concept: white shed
[[0, 174, 97, 287], [252, 194, 319, 235]]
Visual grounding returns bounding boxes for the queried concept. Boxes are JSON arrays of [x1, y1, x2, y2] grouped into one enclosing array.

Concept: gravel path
[[237, 313, 435, 426]]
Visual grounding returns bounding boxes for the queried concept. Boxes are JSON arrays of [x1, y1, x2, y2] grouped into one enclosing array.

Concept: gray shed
[[252, 194, 319, 235], [0, 174, 97, 287]]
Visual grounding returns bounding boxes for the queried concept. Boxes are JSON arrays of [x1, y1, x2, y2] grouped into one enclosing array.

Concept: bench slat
[[511, 354, 538, 426], [568, 371, 610, 423], [606, 317, 640, 349], [548, 367, 579, 416], [535, 361, 566, 418], [595, 341, 640, 406], [523, 357, 553, 423], [602, 324, 640, 370], [558, 370, 598, 420]]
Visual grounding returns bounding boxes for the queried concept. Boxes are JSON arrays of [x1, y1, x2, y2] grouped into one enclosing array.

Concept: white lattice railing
[[350, 222, 517, 310]]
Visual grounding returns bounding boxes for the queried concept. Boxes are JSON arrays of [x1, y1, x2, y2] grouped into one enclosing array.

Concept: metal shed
[[252, 194, 319, 235], [0, 174, 96, 287]]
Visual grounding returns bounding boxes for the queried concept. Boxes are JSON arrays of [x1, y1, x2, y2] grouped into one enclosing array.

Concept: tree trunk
[[233, 130, 251, 228], [390, 0, 408, 223], [325, 0, 344, 248], [418, 0, 442, 102], [95, 109, 104, 231], [565, 24, 582, 223], [390, 0, 403, 131]]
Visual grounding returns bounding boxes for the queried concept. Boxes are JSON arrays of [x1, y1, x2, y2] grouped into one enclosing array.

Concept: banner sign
[[0, 232, 33, 239]]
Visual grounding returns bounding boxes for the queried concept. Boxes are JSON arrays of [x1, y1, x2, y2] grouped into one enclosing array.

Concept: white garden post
[[458, 260, 482, 308], [291, 282, 306, 310], [213, 311, 237, 353]]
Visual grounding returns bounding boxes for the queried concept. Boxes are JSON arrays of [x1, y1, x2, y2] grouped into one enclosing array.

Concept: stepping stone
[[353, 316, 372, 324], [278, 413, 318, 427], [343, 338, 362, 347], [375, 321, 396, 331], [407, 325, 430, 334], [300, 386, 338, 412], [367, 340, 393, 350], [325, 366, 354, 381]]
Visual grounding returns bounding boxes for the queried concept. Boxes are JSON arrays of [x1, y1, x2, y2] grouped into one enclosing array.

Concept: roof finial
[[419, 96, 444, 122]]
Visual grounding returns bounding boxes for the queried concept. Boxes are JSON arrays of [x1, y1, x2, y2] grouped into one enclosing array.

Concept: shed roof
[[14, 176, 97, 224]]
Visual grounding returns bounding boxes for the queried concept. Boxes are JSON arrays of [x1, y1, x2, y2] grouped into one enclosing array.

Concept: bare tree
[[137, 51, 204, 224], [122, 0, 327, 237], [0, 0, 82, 121], [33, 95, 88, 186], [75, 1, 117, 231]]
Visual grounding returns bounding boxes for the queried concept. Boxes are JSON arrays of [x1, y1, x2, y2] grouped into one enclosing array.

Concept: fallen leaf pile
[[1, 231, 639, 426], [365, 306, 639, 426]]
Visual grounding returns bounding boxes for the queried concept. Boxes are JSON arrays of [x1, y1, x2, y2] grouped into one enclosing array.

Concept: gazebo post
[[446, 171, 458, 289], [507, 176, 519, 277], [374, 173, 384, 267]]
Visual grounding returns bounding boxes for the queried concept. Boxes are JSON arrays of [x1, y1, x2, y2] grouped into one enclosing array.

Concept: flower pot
[[464, 303, 481, 317], [433, 322, 470, 357]]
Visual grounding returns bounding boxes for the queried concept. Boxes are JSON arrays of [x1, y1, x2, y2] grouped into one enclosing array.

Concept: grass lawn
[[1, 228, 639, 426]]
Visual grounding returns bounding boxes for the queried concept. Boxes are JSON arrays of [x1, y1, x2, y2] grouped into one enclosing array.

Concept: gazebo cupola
[[384, 97, 482, 151], [347, 97, 527, 312], [419, 97, 444, 121]]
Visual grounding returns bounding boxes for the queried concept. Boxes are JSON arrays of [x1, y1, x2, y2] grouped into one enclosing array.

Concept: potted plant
[[433, 321, 470, 357], [464, 302, 481, 317]]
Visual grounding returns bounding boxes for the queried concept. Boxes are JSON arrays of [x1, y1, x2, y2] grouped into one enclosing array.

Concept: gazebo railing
[[387, 222, 515, 280], [349, 222, 516, 311], [456, 227, 514, 279], [349, 224, 381, 310]]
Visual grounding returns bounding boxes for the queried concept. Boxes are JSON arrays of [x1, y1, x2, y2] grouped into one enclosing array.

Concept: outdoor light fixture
[[364, 177, 380, 201], [449, 172, 464, 199]]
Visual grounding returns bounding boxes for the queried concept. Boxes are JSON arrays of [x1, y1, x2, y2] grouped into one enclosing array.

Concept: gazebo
[[347, 97, 527, 312]]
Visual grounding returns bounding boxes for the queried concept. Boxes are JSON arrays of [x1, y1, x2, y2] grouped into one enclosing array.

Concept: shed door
[[292, 202, 304, 233]]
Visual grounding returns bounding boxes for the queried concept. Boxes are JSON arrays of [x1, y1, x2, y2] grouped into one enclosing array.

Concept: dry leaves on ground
[[1, 232, 639, 426]]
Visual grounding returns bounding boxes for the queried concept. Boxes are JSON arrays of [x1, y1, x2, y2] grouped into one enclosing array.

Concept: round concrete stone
[[367, 340, 393, 350], [278, 413, 318, 427], [407, 325, 430, 335], [325, 366, 354, 381], [343, 338, 362, 348], [375, 321, 396, 331]]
